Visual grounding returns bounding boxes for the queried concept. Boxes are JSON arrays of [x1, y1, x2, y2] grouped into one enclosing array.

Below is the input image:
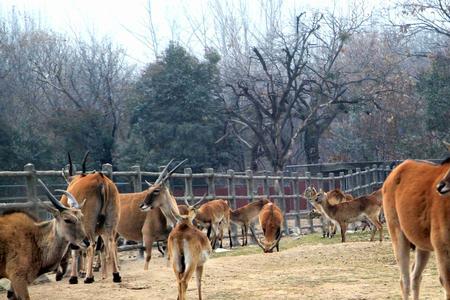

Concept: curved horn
[[55, 189, 80, 209], [37, 179, 68, 211], [249, 225, 266, 251], [68, 152, 73, 176], [81, 151, 90, 174], [162, 159, 187, 182], [193, 193, 207, 207], [61, 168, 69, 184], [267, 229, 282, 252], [444, 141, 450, 151], [154, 159, 174, 185], [145, 180, 152, 187]]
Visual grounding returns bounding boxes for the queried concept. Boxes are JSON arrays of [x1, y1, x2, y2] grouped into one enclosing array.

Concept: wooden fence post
[[263, 171, 270, 199], [24, 163, 38, 206], [131, 165, 142, 192], [227, 169, 238, 245], [347, 169, 353, 193], [245, 169, 254, 202], [102, 163, 113, 180], [339, 171, 345, 190], [371, 164, 378, 190], [184, 168, 194, 202], [328, 172, 335, 190], [305, 171, 314, 233], [365, 166, 370, 194], [205, 168, 215, 200], [355, 168, 361, 196], [292, 172, 301, 231], [277, 171, 289, 235]]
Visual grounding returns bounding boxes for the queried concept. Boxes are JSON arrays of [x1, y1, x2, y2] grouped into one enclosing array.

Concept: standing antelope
[[62, 152, 121, 284], [117, 161, 188, 270], [0, 179, 89, 300], [304, 188, 353, 238], [139, 159, 211, 300], [383, 157, 450, 299], [230, 199, 270, 246], [249, 202, 283, 253], [306, 186, 383, 243], [195, 199, 232, 249]]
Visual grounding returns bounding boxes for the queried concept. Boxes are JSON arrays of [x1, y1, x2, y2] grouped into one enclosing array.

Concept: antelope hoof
[[113, 272, 122, 283], [55, 272, 64, 281], [84, 277, 95, 284], [69, 276, 78, 284]]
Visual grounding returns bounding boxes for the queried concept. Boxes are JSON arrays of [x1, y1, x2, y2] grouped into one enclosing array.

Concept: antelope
[[138, 159, 210, 299], [306, 186, 383, 243], [382, 156, 450, 299], [0, 179, 89, 300], [195, 199, 232, 249], [62, 152, 121, 284], [249, 202, 283, 253], [117, 167, 189, 270], [304, 188, 352, 238], [168, 197, 211, 300], [230, 199, 270, 246]]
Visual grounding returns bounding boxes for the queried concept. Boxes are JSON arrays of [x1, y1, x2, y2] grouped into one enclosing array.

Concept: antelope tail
[[97, 182, 107, 228]]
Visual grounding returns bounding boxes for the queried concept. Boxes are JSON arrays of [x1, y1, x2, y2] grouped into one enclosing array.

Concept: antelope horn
[[55, 189, 80, 209], [162, 159, 187, 182], [61, 168, 69, 184], [193, 193, 207, 207], [81, 151, 90, 175], [249, 225, 266, 251], [145, 180, 152, 187], [154, 159, 174, 185], [267, 229, 282, 252], [37, 179, 68, 211], [68, 152, 73, 176], [444, 141, 450, 151]]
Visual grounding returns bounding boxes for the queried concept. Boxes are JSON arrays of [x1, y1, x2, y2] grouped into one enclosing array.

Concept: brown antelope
[[249, 202, 283, 253], [138, 159, 210, 299], [117, 174, 190, 270], [195, 199, 232, 249], [306, 186, 383, 243], [168, 197, 211, 300], [304, 188, 352, 238], [383, 157, 450, 299], [0, 179, 89, 300], [62, 152, 121, 284], [230, 199, 270, 246]]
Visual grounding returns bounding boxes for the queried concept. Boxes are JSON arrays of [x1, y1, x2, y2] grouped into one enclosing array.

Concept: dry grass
[[1, 229, 444, 299]]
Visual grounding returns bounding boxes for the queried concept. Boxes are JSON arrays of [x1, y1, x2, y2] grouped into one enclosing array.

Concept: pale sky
[[0, 0, 387, 65]]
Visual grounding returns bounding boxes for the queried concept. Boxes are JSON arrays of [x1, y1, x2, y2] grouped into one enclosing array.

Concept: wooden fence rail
[[0, 162, 393, 240]]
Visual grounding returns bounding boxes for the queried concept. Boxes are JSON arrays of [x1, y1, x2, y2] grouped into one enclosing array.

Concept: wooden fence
[[0, 162, 393, 240]]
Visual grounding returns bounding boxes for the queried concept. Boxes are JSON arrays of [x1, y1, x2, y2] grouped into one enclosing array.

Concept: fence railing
[[0, 162, 393, 238]]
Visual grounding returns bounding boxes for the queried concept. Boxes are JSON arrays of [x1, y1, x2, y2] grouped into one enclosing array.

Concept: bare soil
[[1, 233, 444, 299]]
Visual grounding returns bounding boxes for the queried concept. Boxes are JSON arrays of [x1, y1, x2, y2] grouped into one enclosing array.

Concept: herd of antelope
[[2, 149, 450, 299]]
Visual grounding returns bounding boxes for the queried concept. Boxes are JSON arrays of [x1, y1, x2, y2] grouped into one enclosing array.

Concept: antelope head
[[304, 186, 327, 209], [38, 179, 89, 249], [181, 194, 207, 223]]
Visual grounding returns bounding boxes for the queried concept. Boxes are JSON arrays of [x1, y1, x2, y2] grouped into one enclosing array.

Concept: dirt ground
[[1, 234, 445, 300]]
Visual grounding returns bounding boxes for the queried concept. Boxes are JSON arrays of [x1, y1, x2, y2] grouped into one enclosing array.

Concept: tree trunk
[[304, 125, 321, 164]]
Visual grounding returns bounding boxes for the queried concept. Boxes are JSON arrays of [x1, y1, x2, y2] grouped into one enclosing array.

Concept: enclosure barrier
[[0, 162, 394, 249]]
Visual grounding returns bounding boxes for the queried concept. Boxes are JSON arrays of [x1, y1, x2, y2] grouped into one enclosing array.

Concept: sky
[[0, 0, 387, 66]]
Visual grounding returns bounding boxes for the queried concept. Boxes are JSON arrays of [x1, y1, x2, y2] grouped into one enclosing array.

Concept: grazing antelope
[[195, 199, 232, 249], [383, 157, 450, 299], [249, 202, 283, 253], [0, 179, 89, 300], [230, 199, 270, 246], [306, 186, 383, 243], [62, 152, 121, 284]]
